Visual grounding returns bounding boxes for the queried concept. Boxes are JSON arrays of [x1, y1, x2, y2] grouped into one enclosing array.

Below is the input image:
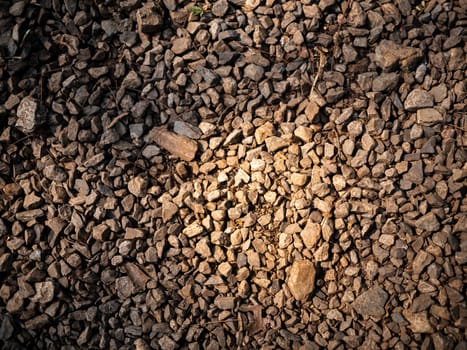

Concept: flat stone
[[16, 209, 44, 222], [415, 212, 440, 232], [255, 122, 275, 144], [290, 173, 307, 186], [412, 250, 434, 275], [136, 3, 163, 34], [244, 64, 264, 82], [16, 96, 41, 133], [374, 40, 423, 71], [265, 136, 288, 152], [301, 221, 321, 248], [128, 176, 148, 197], [211, 0, 228, 17], [417, 108, 443, 125], [173, 120, 202, 139], [148, 127, 198, 161], [372, 72, 399, 92], [287, 260, 316, 301], [352, 286, 388, 317], [214, 296, 235, 310], [404, 89, 434, 111], [183, 222, 204, 238], [402, 310, 434, 333], [172, 37, 192, 55], [404, 160, 424, 185]]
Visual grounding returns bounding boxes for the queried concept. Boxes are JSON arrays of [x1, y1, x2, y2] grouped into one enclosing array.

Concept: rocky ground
[[0, 0, 466, 349]]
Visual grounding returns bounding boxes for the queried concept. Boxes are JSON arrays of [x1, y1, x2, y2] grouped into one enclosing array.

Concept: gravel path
[[0, 0, 466, 349]]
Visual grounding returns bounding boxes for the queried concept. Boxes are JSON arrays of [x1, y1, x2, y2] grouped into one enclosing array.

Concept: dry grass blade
[[309, 47, 327, 97]]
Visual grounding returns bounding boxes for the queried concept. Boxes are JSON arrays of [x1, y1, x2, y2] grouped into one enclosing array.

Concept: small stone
[[116, 276, 136, 298], [172, 37, 192, 55], [374, 40, 423, 71], [352, 286, 388, 317], [128, 176, 148, 197], [290, 173, 307, 186], [372, 72, 399, 92], [173, 120, 202, 139], [16, 96, 41, 133], [255, 122, 274, 144], [416, 108, 444, 125], [101, 20, 118, 36], [244, 64, 264, 82], [404, 89, 434, 111], [314, 243, 329, 261], [301, 221, 321, 248], [214, 296, 235, 310], [136, 3, 163, 34], [286, 260, 316, 301], [403, 310, 434, 333], [412, 250, 434, 275], [183, 222, 204, 238], [162, 202, 178, 222], [125, 228, 146, 239], [23, 192, 42, 209], [211, 0, 228, 17], [265, 136, 288, 152], [31, 281, 55, 304], [415, 212, 440, 233], [347, 120, 363, 137], [404, 160, 424, 185], [348, 2, 366, 27], [294, 126, 313, 143], [305, 100, 320, 120]]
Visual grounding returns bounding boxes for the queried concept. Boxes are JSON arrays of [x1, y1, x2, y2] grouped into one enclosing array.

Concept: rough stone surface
[[352, 286, 389, 317], [287, 260, 316, 301]]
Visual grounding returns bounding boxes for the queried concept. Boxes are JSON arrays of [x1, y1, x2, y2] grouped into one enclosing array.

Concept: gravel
[[0, 0, 465, 349]]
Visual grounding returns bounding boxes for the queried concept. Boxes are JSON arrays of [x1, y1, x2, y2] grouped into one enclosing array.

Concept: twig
[[309, 47, 327, 97]]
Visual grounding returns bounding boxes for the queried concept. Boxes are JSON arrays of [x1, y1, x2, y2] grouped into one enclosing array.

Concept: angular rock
[[287, 260, 316, 301], [417, 108, 444, 125], [128, 176, 148, 197], [374, 40, 423, 71], [415, 212, 440, 232], [404, 89, 434, 111], [352, 286, 388, 317], [16, 96, 42, 133], [148, 127, 198, 161], [136, 3, 164, 34], [171, 37, 191, 55], [403, 310, 434, 333]]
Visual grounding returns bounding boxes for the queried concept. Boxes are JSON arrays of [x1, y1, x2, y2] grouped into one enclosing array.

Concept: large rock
[[287, 260, 316, 301]]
